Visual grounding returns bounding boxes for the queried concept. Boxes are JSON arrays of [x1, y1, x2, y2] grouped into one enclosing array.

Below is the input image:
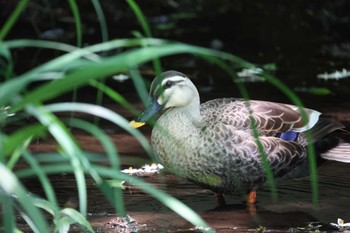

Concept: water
[[20, 101, 350, 232]]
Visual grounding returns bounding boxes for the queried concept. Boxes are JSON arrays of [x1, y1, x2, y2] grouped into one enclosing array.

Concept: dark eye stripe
[[163, 80, 183, 89], [164, 81, 173, 89], [151, 78, 184, 98]]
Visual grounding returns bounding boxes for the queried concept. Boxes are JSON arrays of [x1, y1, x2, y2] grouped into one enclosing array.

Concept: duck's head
[[130, 71, 198, 128]]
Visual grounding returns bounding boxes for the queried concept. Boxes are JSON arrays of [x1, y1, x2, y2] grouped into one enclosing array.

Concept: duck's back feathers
[[200, 98, 320, 136]]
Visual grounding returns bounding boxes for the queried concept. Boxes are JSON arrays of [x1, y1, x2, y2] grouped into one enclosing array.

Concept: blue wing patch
[[279, 131, 299, 142]]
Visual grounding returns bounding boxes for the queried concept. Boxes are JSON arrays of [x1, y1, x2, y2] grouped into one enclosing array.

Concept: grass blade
[[15, 164, 212, 231], [67, 118, 120, 169], [2, 124, 46, 159], [67, 118, 126, 216], [91, 0, 109, 42], [31, 197, 56, 216], [44, 103, 153, 157], [0, 0, 29, 41], [97, 167, 213, 231], [89, 79, 137, 114], [129, 68, 149, 105], [68, 0, 83, 47], [1, 194, 15, 233], [259, 71, 318, 206], [22, 150, 59, 213], [126, 0, 152, 37], [67, 0, 83, 123], [25, 104, 89, 216], [61, 208, 94, 233], [125, 0, 163, 79], [0, 163, 50, 233]]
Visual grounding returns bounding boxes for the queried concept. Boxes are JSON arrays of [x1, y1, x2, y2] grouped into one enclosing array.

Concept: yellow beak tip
[[129, 120, 146, 128]]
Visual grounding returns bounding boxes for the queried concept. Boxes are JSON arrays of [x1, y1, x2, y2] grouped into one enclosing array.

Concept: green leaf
[[1, 194, 15, 233], [0, 163, 50, 232], [32, 197, 56, 216], [0, 0, 29, 41], [25, 105, 89, 216], [23, 151, 60, 213], [2, 124, 46, 157], [61, 208, 94, 233], [91, 0, 108, 42], [68, 0, 82, 47]]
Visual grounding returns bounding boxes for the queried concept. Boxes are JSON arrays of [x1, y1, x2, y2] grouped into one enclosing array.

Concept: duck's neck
[[183, 96, 201, 120], [161, 96, 202, 130], [179, 96, 201, 125]]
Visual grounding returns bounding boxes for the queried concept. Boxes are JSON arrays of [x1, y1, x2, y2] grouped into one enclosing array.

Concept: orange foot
[[246, 191, 257, 215], [246, 191, 257, 204], [215, 193, 227, 206]]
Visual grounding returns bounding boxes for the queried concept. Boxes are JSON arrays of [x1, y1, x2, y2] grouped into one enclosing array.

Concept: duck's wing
[[250, 136, 307, 177], [200, 98, 321, 136], [200, 99, 309, 178], [201, 98, 350, 178]]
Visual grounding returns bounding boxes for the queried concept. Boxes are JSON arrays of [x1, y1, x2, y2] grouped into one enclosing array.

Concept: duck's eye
[[164, 81, 173, 89]]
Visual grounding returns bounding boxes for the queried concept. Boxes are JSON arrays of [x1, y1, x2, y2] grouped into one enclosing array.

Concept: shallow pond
[[19, 101, 350, 232]]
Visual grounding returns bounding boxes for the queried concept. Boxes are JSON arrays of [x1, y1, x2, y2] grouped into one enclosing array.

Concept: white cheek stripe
[[161, 76, 186, 86]]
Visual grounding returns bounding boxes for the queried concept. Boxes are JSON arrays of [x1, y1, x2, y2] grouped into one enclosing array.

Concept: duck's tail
[[321, 142, 350, 163], [307, 118, 350, 163]]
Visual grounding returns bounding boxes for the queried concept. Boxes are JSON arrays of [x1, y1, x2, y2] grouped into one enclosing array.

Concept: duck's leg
[[215, 192, 226, 206], [246, 191, 257, 204], [246, 191, 257, 215]]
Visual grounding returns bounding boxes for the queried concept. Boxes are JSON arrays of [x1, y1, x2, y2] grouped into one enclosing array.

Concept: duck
[[130, 70, 350, 206]]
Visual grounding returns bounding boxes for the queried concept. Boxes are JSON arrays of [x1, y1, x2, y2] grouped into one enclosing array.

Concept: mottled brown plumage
[[130, 71, 350, 204]]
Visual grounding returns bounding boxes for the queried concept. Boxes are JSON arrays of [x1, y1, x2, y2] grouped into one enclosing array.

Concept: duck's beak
[[129, 96, 163, 128]]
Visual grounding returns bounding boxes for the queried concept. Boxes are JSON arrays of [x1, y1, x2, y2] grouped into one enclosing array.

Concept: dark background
[[2, 0, 350, 105]]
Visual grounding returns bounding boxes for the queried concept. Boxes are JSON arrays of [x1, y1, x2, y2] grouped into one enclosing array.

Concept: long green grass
[[0, 1, 318, 232]]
